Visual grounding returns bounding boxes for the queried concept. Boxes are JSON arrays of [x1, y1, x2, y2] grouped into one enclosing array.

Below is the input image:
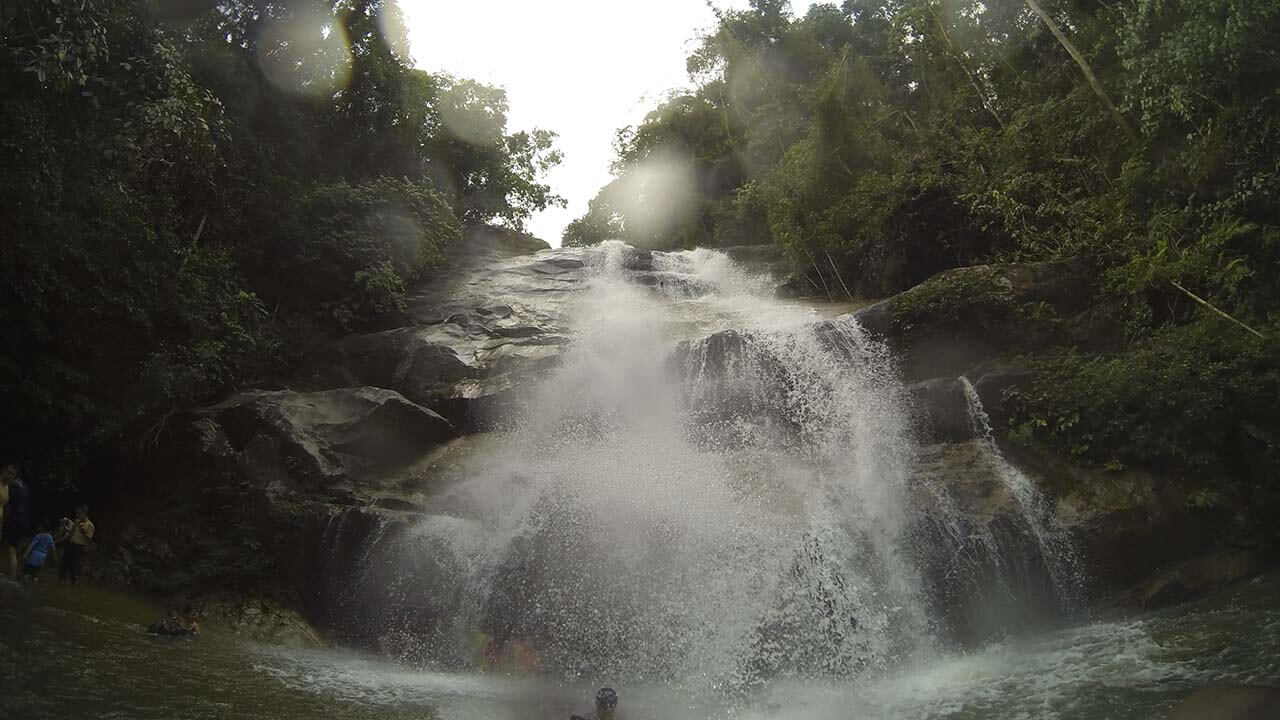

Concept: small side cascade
[[959, 376, 1086, 611]]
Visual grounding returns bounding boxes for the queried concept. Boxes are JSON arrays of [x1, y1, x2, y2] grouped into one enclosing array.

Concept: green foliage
[[889, 266, 1010, 336], [271, 177, 458, 329], [1009, 320, 1280, 480], [0, 0, 558, 494]]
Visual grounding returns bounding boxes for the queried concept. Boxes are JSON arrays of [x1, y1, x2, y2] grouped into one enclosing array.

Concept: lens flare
[[256, 9, 354, 98]]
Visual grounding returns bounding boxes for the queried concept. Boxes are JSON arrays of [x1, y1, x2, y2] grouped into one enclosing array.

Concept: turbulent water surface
[[3, 573, 1279, 718], [3, 244, 1276, 718]]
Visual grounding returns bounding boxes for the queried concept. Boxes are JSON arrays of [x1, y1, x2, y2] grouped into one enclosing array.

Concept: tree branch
[[1171, 280, 1264, 339]]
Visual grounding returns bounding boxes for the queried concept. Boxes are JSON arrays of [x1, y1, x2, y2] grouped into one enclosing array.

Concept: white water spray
[[383, 243, 1081, 698], [959, 376, 1084, 607]]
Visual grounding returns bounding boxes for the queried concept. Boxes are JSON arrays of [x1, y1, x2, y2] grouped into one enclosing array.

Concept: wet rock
[[907, 378, 973, 443], [304, 237, 584, 427], [1167, 685, 1280, 720], [167, 387, 456, 609], [908, 441, 1065, 645], [846, 258, 1096, 381], [1110, 549, 1260, 611], [905, 437, 1253, 640], [998, 444, 1242, 607], [328, 328, 474, 407], [850, 298, 893, 337], [196, 387, 454, 484], [300, 507, 472, 658], [669, 329, 806, 449], [622, 248, 654, 271], [196, 592, 326, 648], [965, 360, 1033, 432], [720, 244, 789, 277]]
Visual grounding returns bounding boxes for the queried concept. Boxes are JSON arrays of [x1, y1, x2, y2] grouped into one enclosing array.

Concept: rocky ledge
[[853, 258, 1270, 614]]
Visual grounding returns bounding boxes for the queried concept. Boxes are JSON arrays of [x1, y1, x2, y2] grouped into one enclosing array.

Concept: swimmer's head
[[595, 687, 618, 717]]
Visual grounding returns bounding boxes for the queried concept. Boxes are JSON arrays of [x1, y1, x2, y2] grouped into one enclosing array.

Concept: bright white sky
[[402, 0, 816, 246]]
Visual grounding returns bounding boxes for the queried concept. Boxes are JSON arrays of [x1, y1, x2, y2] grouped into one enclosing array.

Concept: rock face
[[907, 377, 974, 444], [195, 387, 455, 487], [146, 235, 800, 646], [310, 244, 586, 430], [851, 258, 1098, 382], [172, 386, 455, 624], [137, 244, 1261, 649], [907, 441, 1070, 644], [853, 258, 1263, 617], [309, 238, 791, 433], [196, 592, 327, 648]]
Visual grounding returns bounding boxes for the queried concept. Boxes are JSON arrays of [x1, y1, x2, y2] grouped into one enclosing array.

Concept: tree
[[0, 0, 561, 492], [1023, 0, 1136, 143]]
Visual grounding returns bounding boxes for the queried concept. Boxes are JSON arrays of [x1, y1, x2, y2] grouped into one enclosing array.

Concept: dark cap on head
[[595, 687, 618, 708]]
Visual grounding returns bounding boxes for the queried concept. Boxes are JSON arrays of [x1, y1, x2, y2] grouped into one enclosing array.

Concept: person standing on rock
[[59, 504, 94, 583]]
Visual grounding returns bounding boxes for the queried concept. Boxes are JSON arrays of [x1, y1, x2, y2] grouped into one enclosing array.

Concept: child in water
[[20, 521, 57, 581]]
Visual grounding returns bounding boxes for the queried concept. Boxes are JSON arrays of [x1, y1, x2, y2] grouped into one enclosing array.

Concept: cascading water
[[381, 241, 1080, 703], [959, 376, 1084, 608]]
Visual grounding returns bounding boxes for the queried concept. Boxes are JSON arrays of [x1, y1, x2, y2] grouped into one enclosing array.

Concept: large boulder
[[300, 238, 587, 429], [323, 319, 564, 430], [297, 505, 474, 657], [908, 441, 1070, 644], [1007, 444, 1242, 609], [196, 592, 327, 648], [907, 377, 974, 443], [850, 258, 1098, 381], [670, 328, 812, 450], [177, 387, 454, 611], [908, 437, 1253, 640], [195, 387, 454, 487]]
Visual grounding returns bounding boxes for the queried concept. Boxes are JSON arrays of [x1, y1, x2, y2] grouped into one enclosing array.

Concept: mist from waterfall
[[400, 242, 1072, 697]]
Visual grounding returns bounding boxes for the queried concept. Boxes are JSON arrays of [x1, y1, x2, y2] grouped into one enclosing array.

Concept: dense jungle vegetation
[[567, 0, 1280, 505], [0, 0, 562, 490]]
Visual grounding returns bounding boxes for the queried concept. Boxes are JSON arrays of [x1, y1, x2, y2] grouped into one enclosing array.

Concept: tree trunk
[[1024, 0, 1137, 144]]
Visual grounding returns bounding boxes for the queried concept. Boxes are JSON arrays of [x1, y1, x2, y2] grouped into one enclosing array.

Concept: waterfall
[[959, 376, 1085, 611], [365, 242, 1084, 694]]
